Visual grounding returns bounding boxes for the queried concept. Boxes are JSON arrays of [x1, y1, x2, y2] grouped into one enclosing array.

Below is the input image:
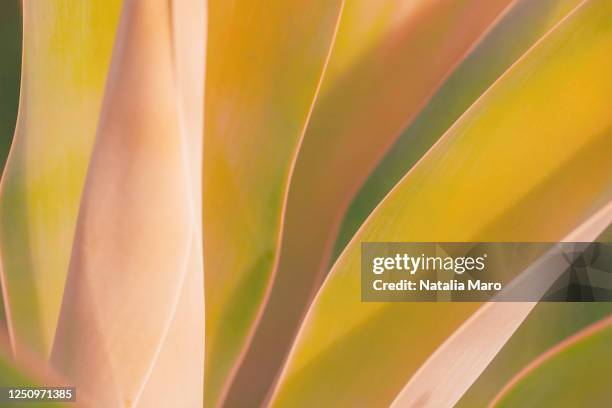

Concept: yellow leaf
[[0, 0, 121, 357], [203, 0, 344, 405], [232, 0, 515, 402], [270, 0, 612, 405], [334, 0, 585, 261]]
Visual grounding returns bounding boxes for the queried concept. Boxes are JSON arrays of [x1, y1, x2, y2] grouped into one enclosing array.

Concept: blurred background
[[0, 0, 21, 169]]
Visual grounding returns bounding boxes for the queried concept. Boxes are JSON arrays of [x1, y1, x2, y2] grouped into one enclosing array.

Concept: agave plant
[[0, 0, 611, 407]]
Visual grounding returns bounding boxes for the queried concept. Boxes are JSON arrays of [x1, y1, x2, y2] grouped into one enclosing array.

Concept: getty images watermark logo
[[372, 253, 487, 275], [370, 251, 499, 294], [361, 242, 612, 302]]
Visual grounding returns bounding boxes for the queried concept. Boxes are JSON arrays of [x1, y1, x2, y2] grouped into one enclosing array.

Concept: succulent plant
[[0, 0, 610, 407]]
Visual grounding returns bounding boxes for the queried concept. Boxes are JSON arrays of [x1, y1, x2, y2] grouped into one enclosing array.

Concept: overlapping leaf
[[458, 303, 612, 406], [491, 316, 612, 407], [458, 221, 612, 406], [269, 0, 612, 405], [333, 0, 584, 260], [391, 200, 612, 407], [0, 0, 121, 357], [202, 1, 344, 405], [51, 0, 205, 406], [229, 0, 515, 402]]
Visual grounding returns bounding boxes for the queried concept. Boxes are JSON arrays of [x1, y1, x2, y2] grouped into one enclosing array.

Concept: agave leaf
[[490, 316, 612, 407], [269, 0, 612, 405], [0, 0, 121, 357], [391, 200, 612, 408], [133, 1, 206, 407], [458, 217, 612, 407], [334, 0, 585, 261], [50, 0, 205, 406], [136, 248, 205, 408], [228, 0, 515, 402], [458, 305, 612, 407], [202, 1, 344, 405]]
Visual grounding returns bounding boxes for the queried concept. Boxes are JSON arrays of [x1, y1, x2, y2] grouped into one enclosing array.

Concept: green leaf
[[459, 204, 612, 407], [491, 316, 612, 407], [458, 303, 612, 407]]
